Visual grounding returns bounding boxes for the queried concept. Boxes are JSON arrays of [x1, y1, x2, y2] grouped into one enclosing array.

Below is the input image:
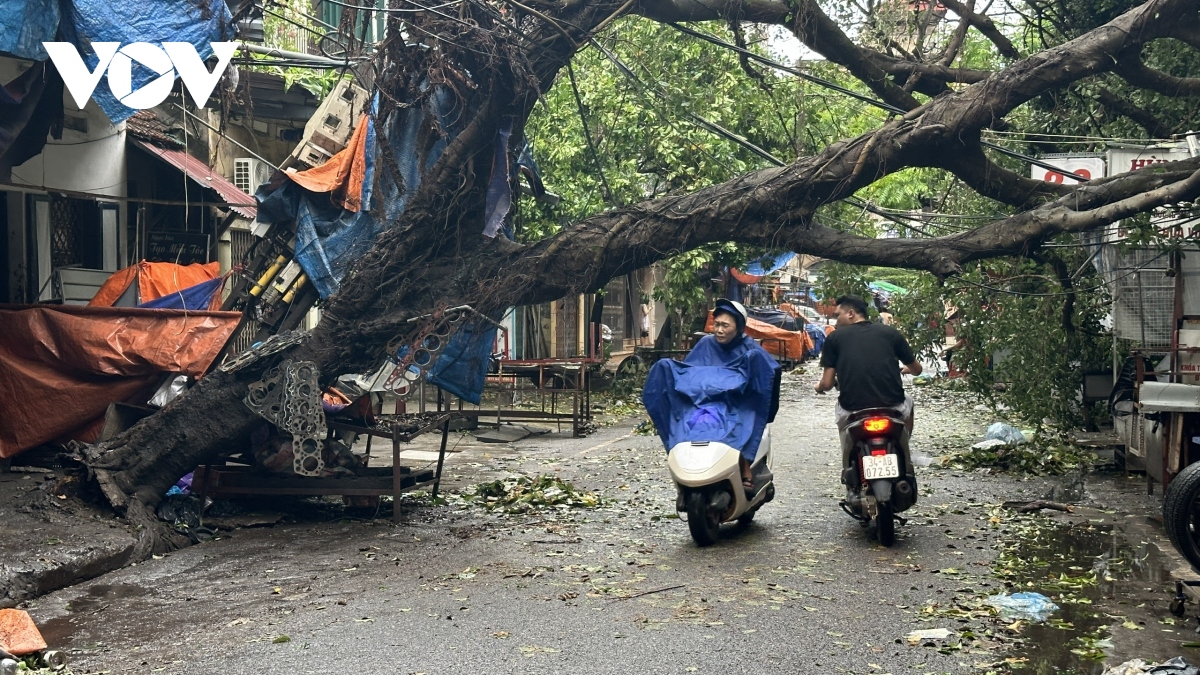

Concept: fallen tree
[[80, 0, 1200, 558]]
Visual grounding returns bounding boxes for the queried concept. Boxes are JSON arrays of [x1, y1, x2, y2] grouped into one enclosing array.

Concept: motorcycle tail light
[[870, 449, 888, 456], [863, 417, 891, 433]]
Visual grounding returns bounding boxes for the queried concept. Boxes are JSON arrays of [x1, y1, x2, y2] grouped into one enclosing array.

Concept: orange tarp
[[89, 261, 221, 308], [286, 114, 370, 212], [0, 304, 241, 459], [705, 311, 813, 362]]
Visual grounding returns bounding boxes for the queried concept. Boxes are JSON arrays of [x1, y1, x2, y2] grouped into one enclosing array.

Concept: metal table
[[193, 413, 453, 523]]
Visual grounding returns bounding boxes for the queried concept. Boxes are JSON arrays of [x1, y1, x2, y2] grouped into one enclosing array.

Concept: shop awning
[[131, 139, 257, 219]]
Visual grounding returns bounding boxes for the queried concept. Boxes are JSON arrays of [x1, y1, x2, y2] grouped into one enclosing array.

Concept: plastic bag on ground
[[985, 591, 1058, 622], [1149, 657, 1200, 675], [905, 628, 953, 644], [984, 422, 1027, 445], [1103, 657, 1200, 675]]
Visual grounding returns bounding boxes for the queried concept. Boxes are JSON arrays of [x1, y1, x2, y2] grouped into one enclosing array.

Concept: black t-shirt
[[819, 321, 916, 411]]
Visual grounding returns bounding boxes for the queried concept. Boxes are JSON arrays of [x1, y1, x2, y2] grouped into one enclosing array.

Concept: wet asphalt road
[[22, 371, 1190, 674]]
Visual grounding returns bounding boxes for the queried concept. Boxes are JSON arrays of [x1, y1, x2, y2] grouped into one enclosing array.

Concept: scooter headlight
[[674, 443, 727, 473]]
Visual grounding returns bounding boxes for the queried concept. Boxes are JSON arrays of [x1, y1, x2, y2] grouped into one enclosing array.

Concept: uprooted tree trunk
[[80, 0, 1200, 556]]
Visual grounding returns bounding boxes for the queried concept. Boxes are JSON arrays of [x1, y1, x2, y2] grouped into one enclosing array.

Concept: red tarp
[[0, 304, 241, 458], [89, 261, 222, 308], [705, 311, 813, 362]]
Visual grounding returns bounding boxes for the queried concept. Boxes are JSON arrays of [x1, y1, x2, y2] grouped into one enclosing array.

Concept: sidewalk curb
[[1, 541, 136, 609]]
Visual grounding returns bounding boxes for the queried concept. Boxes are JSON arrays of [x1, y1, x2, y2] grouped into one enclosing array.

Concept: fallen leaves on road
[[462, 474, 602, 513]]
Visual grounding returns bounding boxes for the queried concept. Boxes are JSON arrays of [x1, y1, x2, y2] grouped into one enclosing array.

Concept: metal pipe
[[250, 255, 287, 297], [238, 42, 353, 68]]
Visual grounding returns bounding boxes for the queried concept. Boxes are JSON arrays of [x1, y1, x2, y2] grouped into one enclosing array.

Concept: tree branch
[[1115, 54, 1200, 97], [938, 0, 1020, 59], [940, 141, 1069, 210], [510, 158, 1200, 299], [1096, 87, 1175, 138]]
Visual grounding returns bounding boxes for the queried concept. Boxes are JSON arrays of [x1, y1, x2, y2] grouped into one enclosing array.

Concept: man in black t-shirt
[[814, 294, 923, 490], [814, 294, 921, 426]]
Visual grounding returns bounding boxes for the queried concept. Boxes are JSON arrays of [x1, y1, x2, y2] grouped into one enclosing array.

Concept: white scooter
[[667, 427, 775, 546]]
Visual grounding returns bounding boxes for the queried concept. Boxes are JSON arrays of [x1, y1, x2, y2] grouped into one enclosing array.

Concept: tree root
[[124, 496, 192, 562]]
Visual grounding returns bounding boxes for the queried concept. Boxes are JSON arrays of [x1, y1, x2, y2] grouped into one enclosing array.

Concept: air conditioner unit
[[233, 157, 272, 195]]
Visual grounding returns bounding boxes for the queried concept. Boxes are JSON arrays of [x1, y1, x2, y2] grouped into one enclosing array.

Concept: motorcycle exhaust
[[893, 477, 916, 512]]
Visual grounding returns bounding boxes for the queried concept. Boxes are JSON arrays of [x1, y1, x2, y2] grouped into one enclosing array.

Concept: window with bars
[[49, 195, 103, 270]]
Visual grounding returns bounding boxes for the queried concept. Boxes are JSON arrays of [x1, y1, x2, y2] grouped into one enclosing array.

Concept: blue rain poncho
[[642, 334, 780, 461]]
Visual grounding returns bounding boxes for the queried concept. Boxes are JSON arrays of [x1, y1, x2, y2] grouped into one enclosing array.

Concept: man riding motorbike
[[643, 299, 780, 493], [813, 294, 922, 500]]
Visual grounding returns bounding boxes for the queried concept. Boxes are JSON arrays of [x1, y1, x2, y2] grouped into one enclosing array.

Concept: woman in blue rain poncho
[[643, 299, 781, 492]]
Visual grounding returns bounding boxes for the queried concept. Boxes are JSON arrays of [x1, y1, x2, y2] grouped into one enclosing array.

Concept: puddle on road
[[997, 516, 1183, 673], [38, 584, 150, 646]]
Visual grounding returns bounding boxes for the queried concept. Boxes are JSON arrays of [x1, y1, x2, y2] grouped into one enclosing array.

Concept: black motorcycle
[[839, 409, 918, 546]]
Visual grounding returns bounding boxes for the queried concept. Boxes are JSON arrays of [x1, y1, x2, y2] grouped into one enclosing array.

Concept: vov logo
[[43, 42, 238, 111]]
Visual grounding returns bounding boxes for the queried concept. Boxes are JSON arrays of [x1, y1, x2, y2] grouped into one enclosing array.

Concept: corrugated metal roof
[[132, 139, 257, 219], [126, 111, 183, 148]]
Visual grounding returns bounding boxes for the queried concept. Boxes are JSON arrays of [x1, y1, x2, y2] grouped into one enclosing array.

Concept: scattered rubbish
[[985, 591, 1059, 622], [0, 659, 17, 675], [1102, 657, 1200, 675], [634, 419, 656, 436], [971, 438, 1008, 450], [41, 649, 66, 671], [157, 494, 205, 530], [1151, 657, 1200, 675], [156, 495, 216, 542], [463, 474, 601, 513], [165, 471, 194, 496], [906, 628, 954, 644], [985, 422, 1027, 445], [912, 374, 934, 386], [912, 453, 936, 467]]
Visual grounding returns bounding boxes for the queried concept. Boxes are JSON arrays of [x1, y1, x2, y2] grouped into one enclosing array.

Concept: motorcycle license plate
[[862, 454, 900, 480]]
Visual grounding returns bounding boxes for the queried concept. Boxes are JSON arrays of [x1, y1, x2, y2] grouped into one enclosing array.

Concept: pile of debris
[[462, 474, 601, 513]]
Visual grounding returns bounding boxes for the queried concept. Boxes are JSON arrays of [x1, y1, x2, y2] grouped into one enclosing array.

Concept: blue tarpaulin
[[0, 0, 60, 60], [743, 251, 796, 277], [137, 276, 223, 310], [74, 0, 233, 123], [642, 334, 779, 461], [426, 322, 497, 405], [0, 0, 233, 123], [803, 322, 825, 356], [255, 87, 465, 298]]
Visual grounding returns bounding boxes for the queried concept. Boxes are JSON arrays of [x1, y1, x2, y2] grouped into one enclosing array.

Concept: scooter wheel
[[875, 502, 895, 547], [1164, 462, 1200, 571], [686, 492, 721, 547]]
